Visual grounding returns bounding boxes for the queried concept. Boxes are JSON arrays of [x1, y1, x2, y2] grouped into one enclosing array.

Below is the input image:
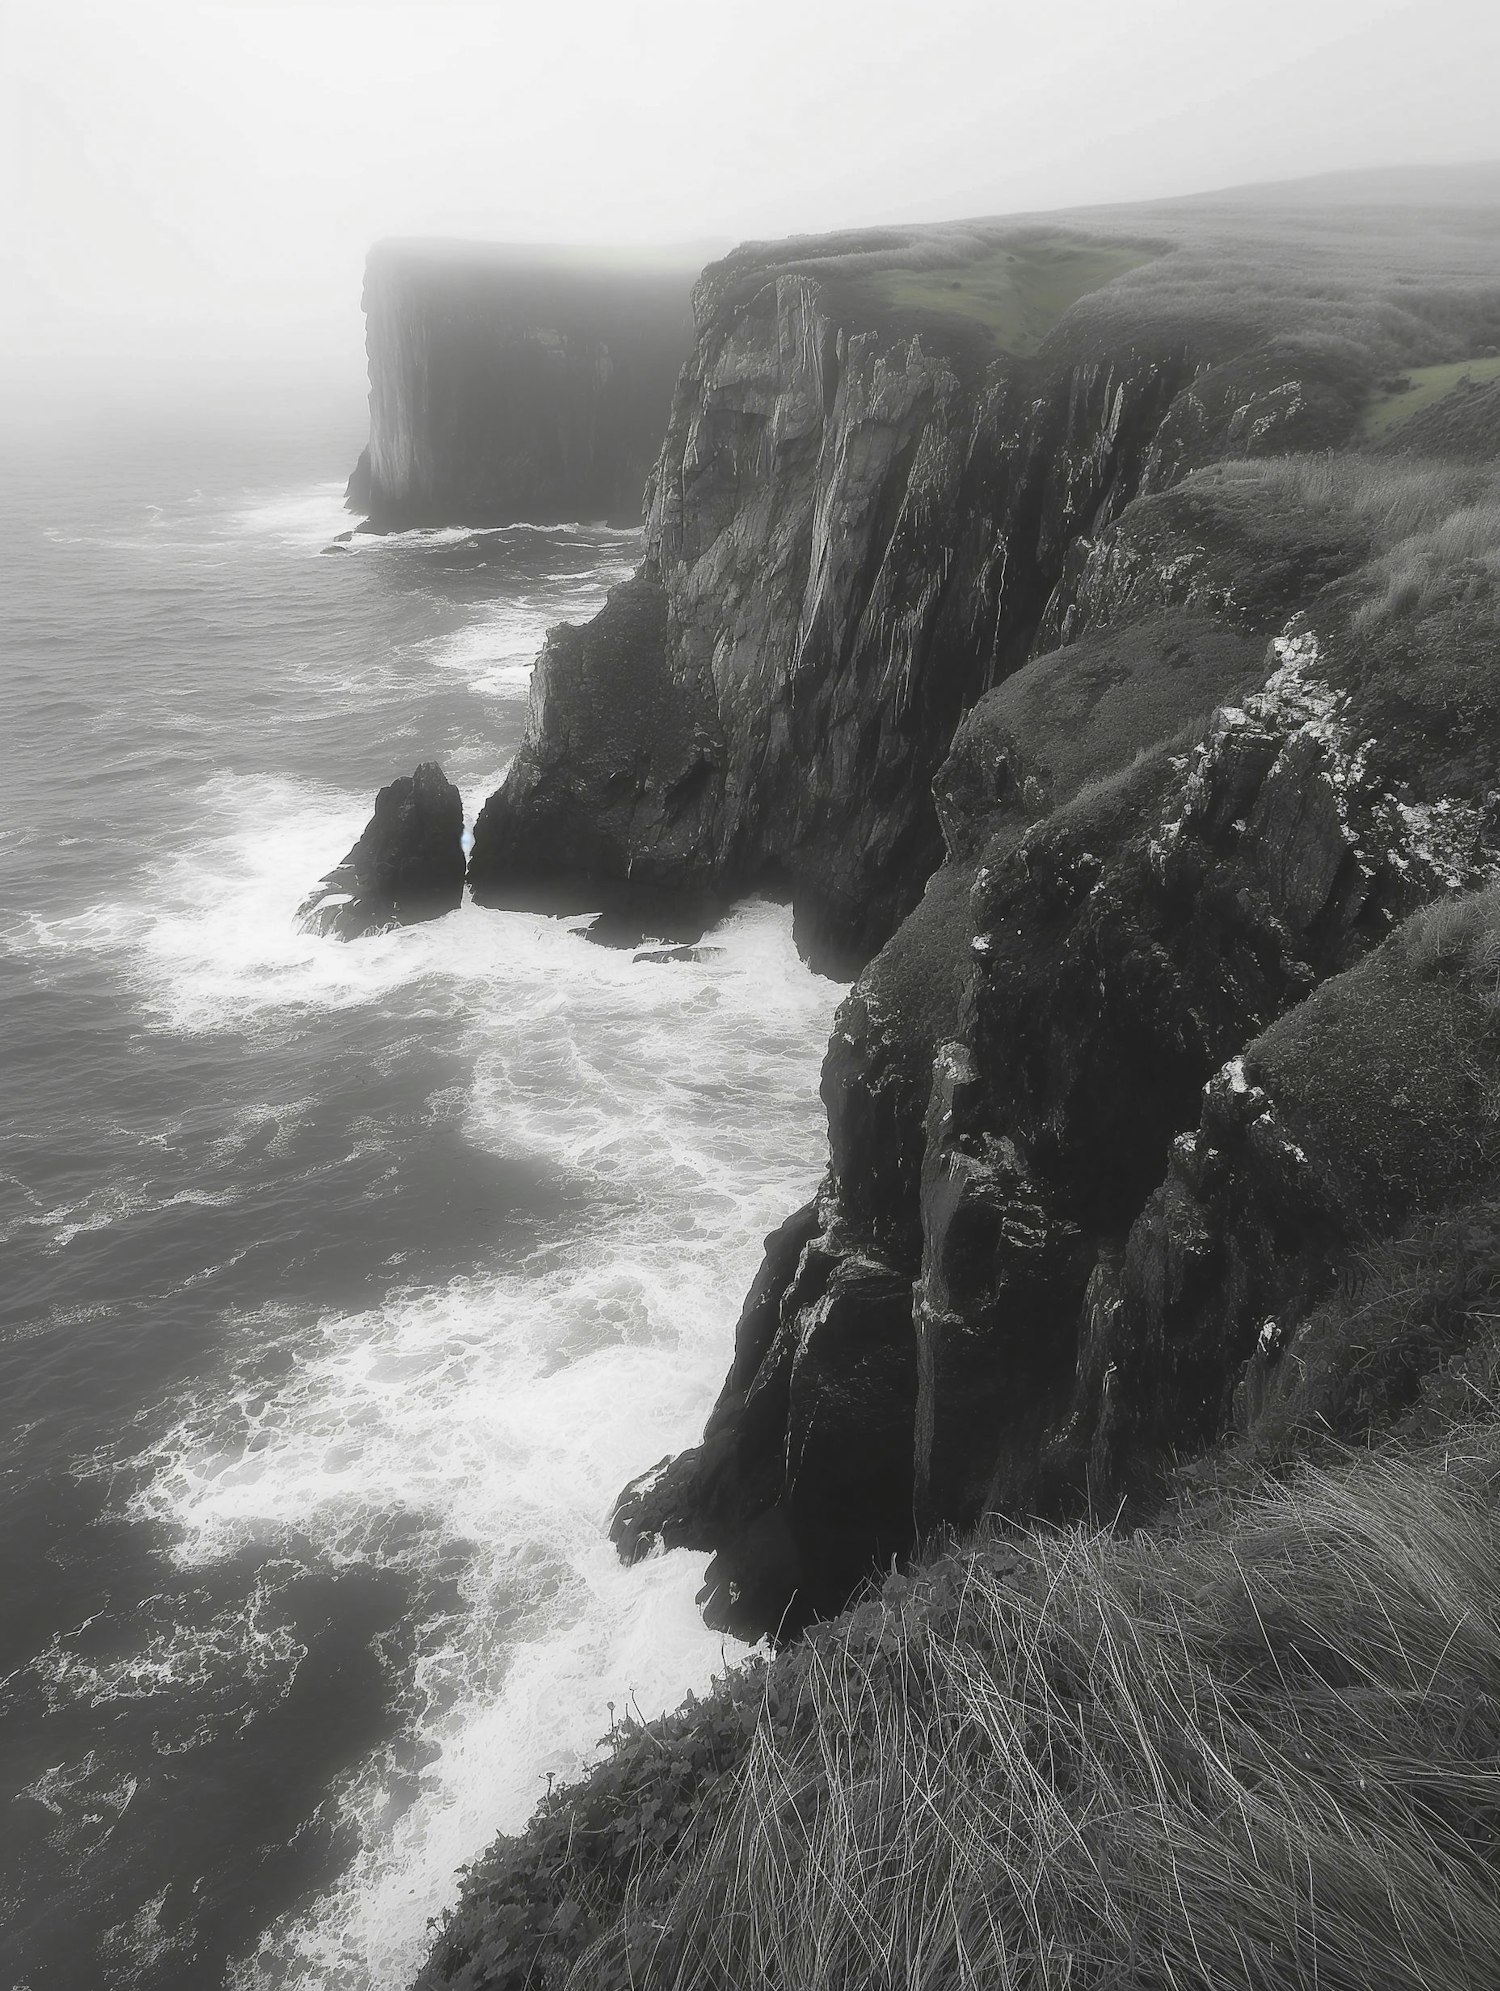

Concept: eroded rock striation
[[299, 762, 465, 939], [350, 242, 699, 530]]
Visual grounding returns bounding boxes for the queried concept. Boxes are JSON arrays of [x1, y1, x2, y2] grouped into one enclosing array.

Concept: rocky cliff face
[[468, 225, 1375, 972], [460, 204, 1500, 1639], [613, 597, 1500, 1635], [350, 242, 698, 529]]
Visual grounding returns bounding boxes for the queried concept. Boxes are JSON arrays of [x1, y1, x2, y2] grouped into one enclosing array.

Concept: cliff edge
[[466, 190, 1485, 971]]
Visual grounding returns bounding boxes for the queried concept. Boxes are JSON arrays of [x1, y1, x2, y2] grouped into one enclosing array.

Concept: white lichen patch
[[1243, 629, 1343, 741], [1394, 798, 1489, 890], [1149, 620, 1495, 904]]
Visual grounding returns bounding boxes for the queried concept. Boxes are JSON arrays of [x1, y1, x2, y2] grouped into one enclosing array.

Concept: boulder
[[299, 763, 465, 939]]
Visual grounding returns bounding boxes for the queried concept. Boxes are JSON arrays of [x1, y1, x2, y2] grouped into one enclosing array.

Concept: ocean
[[0, 383, 839, 1988]]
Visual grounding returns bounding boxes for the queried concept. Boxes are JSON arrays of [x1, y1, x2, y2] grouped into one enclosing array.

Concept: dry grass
[[1191, 452, 1490, 547], [1351, 491, 1500, 632], [1171, 453, 1500, 639], [1396, 888, 1500, 994], [546, 1430, 1500, 1991]]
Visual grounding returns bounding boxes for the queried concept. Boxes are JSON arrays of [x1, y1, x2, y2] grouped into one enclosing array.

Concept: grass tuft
[[629, 1436, 1500, 1991]]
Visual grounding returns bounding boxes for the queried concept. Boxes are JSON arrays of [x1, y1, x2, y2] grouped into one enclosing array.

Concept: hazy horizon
[[4, 0, 1499, 400]]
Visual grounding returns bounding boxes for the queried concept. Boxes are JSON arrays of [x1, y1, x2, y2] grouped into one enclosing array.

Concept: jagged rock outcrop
[[469, 576, 725, 941], [350, 242, 698, 529], [1080, 894, 1500, 1500], [298, 763, 465, 939], [469, 187, 1481, 972]]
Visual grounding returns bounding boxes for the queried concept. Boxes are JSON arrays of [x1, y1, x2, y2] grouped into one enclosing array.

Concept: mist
[[3, 0, 1498, 398]]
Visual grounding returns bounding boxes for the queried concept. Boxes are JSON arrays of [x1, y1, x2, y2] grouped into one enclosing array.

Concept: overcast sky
[[3, 0, 1497, 381]]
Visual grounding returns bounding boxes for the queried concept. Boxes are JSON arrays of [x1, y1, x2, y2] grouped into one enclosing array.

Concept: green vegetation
[[1237, 1183, 1500, 1471], [858, 237, 1153, 358], [422, 1416, 1500, 1990], [711, 184, 1500, 385], [1248, 888, 1500, 1227], [1361, 354, 1500, 439]]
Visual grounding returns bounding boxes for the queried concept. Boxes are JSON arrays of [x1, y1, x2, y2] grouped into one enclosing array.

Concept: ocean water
[[0, 388, 840, 1988]]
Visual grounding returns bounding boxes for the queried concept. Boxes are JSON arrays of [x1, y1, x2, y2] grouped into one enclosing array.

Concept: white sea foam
[[31, 1577, 306, 1728], [79, 766, 839, 1988], [227, 481, 356, 549], [11, 467, 826, 1982], [418, 547, 637, 697], [421, 611, 554, 696]]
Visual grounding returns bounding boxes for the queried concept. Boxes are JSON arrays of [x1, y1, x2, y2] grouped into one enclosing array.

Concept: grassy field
[[1362, 353, 1500, 438], [861, 237, 1153, 358]]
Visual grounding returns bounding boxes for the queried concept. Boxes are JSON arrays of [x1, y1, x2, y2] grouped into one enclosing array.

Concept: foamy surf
[[64, 768, 840, 1988], [227, 482, 356, 549], [3, 442, 833, 1990]]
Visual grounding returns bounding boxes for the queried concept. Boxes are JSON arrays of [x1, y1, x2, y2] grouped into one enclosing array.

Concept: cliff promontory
[[348, 242, 699, 529]]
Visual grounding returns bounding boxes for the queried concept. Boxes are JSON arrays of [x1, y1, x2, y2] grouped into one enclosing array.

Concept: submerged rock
[[632, 943, 726, 964], [298, 763, 465, 939]]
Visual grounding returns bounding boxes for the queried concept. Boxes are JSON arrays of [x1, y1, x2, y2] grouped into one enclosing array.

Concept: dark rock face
[[467, 578, 725, 940], [299, 763, 465, 939], [1080, 912, 1500, 1504], [611, 1196, 919, 1638], [464, 205, 1434, 973], [618, 604, 1500, 1635], [350, 242, 698, 530], [469, 255, 1212, 972], [529, 209, 1500, 1637]]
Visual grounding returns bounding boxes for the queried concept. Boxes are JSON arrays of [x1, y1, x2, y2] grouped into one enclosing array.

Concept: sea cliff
[[419, 168, 1500, 1990], [464, 177, 1500, 1634], [348, 241, 698, 529], [466, 216, 1388, 972]]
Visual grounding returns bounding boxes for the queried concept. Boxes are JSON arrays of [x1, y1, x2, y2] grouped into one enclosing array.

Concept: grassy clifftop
[[697, 164, 1500, 392]]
